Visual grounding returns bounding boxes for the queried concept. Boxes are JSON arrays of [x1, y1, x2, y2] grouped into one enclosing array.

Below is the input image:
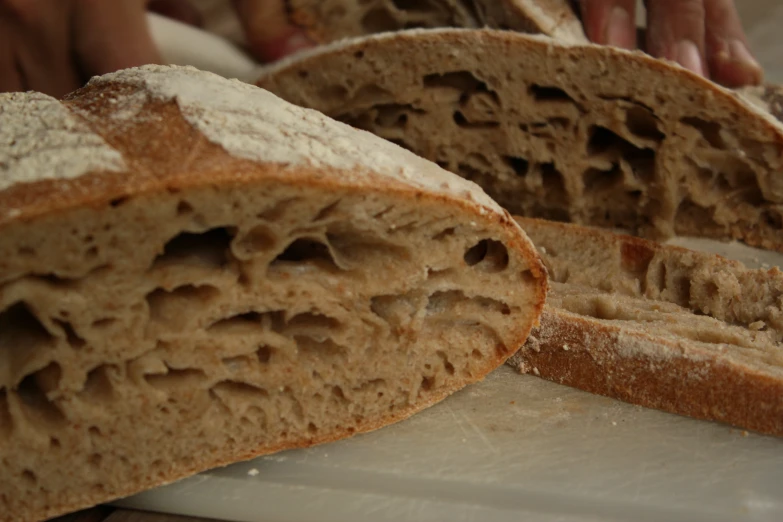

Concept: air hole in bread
[[146, 285, 221, 331], [211, 381, 270, 410], [53, 320, 85, 349], [436, 350, 455, 375], [681, 117, 727, 149], [296, 337, 348, 358], [763, 210, 783, 229], [312, 200, 342, 222], [464, 239, 509, 272], [326, 227, 409, 266], [583, 166, 623, 192], [331, 385, 348, 403], [529, 84, 574, 103], [624, 105, 664, 142], [432, 227, 456, 241], [91, 318, 116, 330], [423, 71, 484, 92], [453, 110, 499, 129], [284, 312, 342, 338], [504, 156, 530, 177], [0, 303, 57, 376], [0, 391, 11, 443], [79, 365, 116, 405], [176, 201, 194, 216], [153, 228, 234, 271], [420, 375, 434, 392], [144, 367, 207, 393], [373, 104, 412, 128], [256, 346, 272, 364], [49, 437, 60, 449], [272, 238, 339, 270], [587, 125, 637, 156], [361, 7, 398, 33], [16, 366, 66, 430], [109, 197, 129, 208], [21, 470, 36, 486], [88, 453, 102, 470], [232, 225, 277, 259]]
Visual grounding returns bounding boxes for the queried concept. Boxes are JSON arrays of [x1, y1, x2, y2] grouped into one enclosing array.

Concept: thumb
[[232, 0, 314, 63]]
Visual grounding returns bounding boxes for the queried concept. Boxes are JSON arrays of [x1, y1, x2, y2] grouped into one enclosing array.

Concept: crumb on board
[[247, 468, 260, 476]]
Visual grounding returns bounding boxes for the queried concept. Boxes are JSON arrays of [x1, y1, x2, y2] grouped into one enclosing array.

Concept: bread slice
[[285, 0, 587, 43], [257, 29, 783, 251], [508, 217, 783, 437], [0, 65, 548, 521]]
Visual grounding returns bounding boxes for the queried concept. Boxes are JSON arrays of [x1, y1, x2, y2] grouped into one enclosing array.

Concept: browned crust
[[510, 309, 783, 437]]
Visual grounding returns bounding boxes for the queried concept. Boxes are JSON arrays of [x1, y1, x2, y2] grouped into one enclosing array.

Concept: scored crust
[[257, 28, 783, 251], [285, 0, 586, 44], [0, 65, 547, 521], [509, 217, 783, 437]]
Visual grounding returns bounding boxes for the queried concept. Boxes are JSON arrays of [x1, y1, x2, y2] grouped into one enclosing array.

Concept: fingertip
[[710, 40, 764, 87], [249, 30, 315, 63], [606, 6, 636, 49]]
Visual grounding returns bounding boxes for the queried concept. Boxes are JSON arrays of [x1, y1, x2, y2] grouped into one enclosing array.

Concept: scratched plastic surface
[[118, 365, 783, 522]]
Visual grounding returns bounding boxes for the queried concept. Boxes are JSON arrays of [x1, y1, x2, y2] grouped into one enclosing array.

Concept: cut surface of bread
[[258, 29, 783, 251], [0, 65, 548, 522], [508, 217, 783, 437], [285, 0, 587, 43]]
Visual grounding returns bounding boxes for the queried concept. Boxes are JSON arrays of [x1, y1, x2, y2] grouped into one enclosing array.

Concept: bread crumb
[[533, 367, 540, 376], [562, 343, 570, 351], [509, 400, 516, 405], [742, 431, 749, 437], [612, 421, 617, 426], [749, 321, 766, 331], [247, 468, 259, 476]]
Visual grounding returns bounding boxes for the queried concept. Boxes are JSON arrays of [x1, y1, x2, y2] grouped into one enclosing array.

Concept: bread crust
[[509, 308, 783, 437]]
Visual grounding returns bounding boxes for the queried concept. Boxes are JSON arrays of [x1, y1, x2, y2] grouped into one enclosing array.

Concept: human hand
[[578, 0, 763, 87], [231, 0, 314, 63], [0, 0, 168, 97]]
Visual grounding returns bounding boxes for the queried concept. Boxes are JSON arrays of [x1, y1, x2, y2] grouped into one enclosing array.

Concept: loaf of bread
[[286, 0, 587, 43], [257, 29, 783, 251], [509, 217, 783, 437], [0, 65, 548, 521]]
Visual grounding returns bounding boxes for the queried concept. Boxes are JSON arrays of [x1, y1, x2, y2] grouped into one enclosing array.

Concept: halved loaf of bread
[[509, 217, 783, 436], [0, 65, 548, 521], [257, 29, 783, 251], [285, 0, 587, 43]]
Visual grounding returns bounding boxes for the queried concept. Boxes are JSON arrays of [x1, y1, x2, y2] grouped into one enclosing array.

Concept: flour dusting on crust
[[0, 92, 125, 192], [89, 65, 498, 209]]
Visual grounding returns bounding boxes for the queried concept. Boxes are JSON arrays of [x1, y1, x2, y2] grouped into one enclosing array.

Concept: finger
[[3, 0, 81, 97], [231, 0, 314, 63], [645, 0, 707, 77], [0, 20, 23, 92], [73, 0, 162, 77], [148, 0, 203, 28], [578, 0, 637, 49], [703, 0, 763, 87]]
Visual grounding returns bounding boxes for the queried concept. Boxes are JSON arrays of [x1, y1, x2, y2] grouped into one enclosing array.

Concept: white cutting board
[[122, 8, 783, 522]]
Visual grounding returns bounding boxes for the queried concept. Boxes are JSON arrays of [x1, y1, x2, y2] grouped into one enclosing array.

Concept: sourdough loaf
[[285, 0, 587, 43], [509, 217, 783, 436], [0, 65, 548, 521], [257, 29, 783, 251]]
